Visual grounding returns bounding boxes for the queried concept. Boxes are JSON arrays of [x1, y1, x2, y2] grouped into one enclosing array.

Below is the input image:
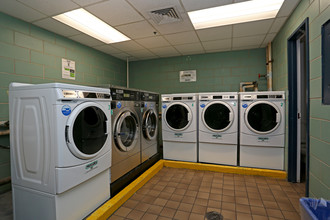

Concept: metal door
[[164, 102, 192, 131], [202, 101, 233, 132], [114, 110, 139, 152], [66, 102, 109, 159], [142, 109, 158, 140], [245, 101, 280, 134]]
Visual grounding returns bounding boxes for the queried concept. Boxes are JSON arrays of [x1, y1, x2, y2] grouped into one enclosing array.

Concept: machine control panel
[[110, 88, 140, 101], [62, 90, 110, 99]]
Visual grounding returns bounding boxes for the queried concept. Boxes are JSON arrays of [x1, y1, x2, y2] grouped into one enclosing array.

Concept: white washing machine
[[110, 87, 141, 183], [239, 91, 285, 170], [140, 91, 159, 163], [199, 92, 238, 166], [9, 83, 112, 220], [161, 93, 197, 162]]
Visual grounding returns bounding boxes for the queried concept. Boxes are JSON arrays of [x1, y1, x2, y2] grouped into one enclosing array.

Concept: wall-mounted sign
[[179, 70, 196, 82], [62, 58, 76, 80]]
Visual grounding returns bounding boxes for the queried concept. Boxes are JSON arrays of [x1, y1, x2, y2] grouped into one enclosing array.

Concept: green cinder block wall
[[272, 0, 330, 199], [0, 12, 127, 193], [129, 48, 267, 94]]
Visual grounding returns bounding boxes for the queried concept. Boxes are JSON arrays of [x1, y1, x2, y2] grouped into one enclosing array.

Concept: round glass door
[[114, 110, 139, 152], [245, 101, 280, 134], [165, 103, 192, 131], [142, 109, 157, 140], [66, 102, 109, 159], [203, 101, 233, 132]]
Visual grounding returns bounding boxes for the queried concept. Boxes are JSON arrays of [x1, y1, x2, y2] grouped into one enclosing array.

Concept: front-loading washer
[[110, 87, 141, 183], [239, 91, 285, 170], [9, 83, 112, 220], [140, 91, 159, 163], [161, 93, 198, 162], [199, 92, 238, 166]]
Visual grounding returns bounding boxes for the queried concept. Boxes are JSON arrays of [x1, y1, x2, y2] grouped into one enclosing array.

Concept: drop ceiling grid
[[0, 0, 301, 60]]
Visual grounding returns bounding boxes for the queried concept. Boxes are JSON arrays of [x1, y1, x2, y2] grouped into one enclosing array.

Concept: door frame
[[287, 18, 310, 196]]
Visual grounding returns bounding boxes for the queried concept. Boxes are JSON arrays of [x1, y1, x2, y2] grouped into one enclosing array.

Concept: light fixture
[[53, 8, 130, 44], [188, 0, 285, 30]]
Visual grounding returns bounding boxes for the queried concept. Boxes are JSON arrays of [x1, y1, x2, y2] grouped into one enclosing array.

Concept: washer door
[[203, 101, 234, 132], [66, 102, 109, 159], [165, 102, 192, 131], [114, 110, 139, 152], [142, 109, 158, 140], [245, 101, 281, 134]]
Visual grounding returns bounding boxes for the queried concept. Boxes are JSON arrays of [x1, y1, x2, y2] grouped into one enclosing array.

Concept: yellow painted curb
[[89, 159, 286, 219], [87, 160, 164, 220], [162, 160, 287, 179]]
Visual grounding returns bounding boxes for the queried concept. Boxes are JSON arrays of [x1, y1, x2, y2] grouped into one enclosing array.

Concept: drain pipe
[[266, 42, 273, 91], [126, 57, 129, 88], [240, 81, 258, 92]]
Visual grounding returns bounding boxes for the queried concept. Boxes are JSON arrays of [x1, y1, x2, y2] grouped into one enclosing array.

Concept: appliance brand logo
[[212, 134, 222, 138], [258, 137, 269, 142], [85, 160, 98, 170], [242, 104, 248, 108], [162, 104, 167, 109], [200, 103, 206, 108], [61, 105, 71, 116], [117, 101, 122, 108], [174, 133, 183, 137]]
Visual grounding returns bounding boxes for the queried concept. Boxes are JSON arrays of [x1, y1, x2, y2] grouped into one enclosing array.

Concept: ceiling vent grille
[[149, 7, 182, 25]]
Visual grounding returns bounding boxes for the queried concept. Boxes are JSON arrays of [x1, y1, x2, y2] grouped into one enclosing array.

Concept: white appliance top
[[240, 91, 285, 100], [199, 92, 238, 101]]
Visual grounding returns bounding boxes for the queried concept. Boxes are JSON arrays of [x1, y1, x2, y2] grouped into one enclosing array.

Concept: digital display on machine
[[124, 93, 130, 98]]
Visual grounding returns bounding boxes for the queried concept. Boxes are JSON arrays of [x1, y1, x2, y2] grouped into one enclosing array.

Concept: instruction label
[[62, 58, 76, 80]]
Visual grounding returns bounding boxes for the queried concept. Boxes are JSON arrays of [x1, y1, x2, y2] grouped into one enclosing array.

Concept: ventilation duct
[[149, 7, 182, 25]]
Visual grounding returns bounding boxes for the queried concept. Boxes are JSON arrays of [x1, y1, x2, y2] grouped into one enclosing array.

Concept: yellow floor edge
[[87, 160, 164, 220], [88, 159, 287, 219], [162, 160, 287, 179]]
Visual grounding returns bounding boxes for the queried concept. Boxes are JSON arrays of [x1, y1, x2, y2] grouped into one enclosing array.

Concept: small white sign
[[62, 58, 76, 80], [179, 70, 196, 82]]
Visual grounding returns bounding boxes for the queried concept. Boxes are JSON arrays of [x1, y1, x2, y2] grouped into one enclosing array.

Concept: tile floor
[[109, 167, 305, 220]]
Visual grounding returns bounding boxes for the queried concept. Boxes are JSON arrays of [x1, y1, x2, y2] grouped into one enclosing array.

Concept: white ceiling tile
[[181, 0, 233, 12], [261, 33, 277, 47], [277, 0, 301, 17], [127, 0, 184, 19], [150, 14, 195, 35], [93, 44, 123, 54], [112, 40, 145, 51], [197, 25, 232, 41], [17, 0, 79, 16], [86, 0, 144, 26], [202, 39, 232, 52], [33, 18, 81, 37], [69, 34, 104, 47], [233, 35, 265, 48], [0, 0, 46, 22], [149, 46, 180, 57], [164, 31, 199, 45], [116, 21, 156, 40], [71, 0, 105, 7], [174, 43, 204, 55], [127, 50, 157, 59], [269, 17, 288, 33], [233, 19, 274, 38], [135, 36, 170, 49]]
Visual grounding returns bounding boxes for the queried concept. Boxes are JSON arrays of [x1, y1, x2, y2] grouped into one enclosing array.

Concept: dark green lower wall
[[130, 48, 267, 94]]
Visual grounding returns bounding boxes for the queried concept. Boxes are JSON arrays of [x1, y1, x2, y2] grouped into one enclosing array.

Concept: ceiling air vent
[[149, 7, 182, 25]]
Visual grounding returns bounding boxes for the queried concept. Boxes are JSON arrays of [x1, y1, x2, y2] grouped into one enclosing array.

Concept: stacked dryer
[[239, 91, 285, 170], [199, 92, 238, 165], [140, 91, 159, 163], [110, 86, 141, 183], [161, 93, 198, 162], [9, 83, 111, 220]]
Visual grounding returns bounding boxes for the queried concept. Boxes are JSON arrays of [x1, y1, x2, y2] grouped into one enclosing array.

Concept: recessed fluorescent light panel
[[188, 0, 285, 30], [53, 8, 130, 44]]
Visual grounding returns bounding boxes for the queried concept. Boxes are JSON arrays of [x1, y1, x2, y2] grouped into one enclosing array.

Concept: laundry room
[[0, 0, 329, 219]]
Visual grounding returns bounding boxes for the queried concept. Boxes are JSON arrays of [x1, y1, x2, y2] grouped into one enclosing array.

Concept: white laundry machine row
[[161, 93, 198, 162], [198, 92, 238, 166], [9, 83, 112, 220], [239, 91, 285, 170]]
